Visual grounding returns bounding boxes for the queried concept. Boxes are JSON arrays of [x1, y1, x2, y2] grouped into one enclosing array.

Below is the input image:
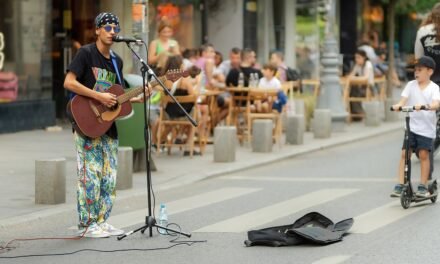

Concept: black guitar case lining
[[245, 212, 354, 247]]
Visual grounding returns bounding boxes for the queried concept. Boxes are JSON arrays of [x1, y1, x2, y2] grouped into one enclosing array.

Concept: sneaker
[[390, 184, 404, 198], [99, 222, 124, 236], [183, 150, 201, 156], [174, 138, 184, 144], [152, 144, 165, 153], [78, 223, 110, 238], [416, 184, 430, 198], [152, 144, 158, 152]]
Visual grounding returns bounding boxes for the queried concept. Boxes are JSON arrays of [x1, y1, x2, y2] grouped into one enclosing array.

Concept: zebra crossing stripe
[[351, 200, 425, 234], [69, 187, 260, 230], [312, 255, 351, 264], [195, 188, 358, 233], [220, 175, 394, 183]]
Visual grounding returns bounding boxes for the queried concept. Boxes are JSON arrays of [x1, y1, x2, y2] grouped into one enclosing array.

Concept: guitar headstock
[[165, 69, 190, 82]]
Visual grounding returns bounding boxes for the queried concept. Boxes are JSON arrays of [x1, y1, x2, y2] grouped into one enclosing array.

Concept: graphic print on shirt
[[421, 35, 440, 56], [92, 67, 116, 92]]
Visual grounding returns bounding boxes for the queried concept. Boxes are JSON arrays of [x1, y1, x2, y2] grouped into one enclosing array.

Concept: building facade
[[0, 0, 422, 133]]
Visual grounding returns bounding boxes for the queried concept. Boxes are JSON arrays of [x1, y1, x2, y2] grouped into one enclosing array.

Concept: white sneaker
[[99, 222, 124, 236], [78, 223, 110, 238]]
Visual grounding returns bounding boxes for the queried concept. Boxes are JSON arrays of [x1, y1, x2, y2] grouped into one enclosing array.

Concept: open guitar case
[[245, 212, 354, 247]]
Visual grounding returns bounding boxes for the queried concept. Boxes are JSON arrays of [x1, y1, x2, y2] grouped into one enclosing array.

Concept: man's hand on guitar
[[130, 86, 153, 103], [97, 92, 117, 108]]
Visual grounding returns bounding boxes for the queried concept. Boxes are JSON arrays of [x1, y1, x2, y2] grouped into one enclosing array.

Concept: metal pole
[[317, 0, 347, 131], [132, 0, 148, 75], [201, 0, 208, 44]]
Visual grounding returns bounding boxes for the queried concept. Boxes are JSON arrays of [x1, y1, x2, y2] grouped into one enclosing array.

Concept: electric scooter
[[391, 105, 438, 209]]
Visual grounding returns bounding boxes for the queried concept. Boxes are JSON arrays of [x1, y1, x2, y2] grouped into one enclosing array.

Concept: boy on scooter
[[391, 56, 440, 198]]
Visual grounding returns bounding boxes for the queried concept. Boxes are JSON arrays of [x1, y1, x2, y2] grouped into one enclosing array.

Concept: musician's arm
[[64, 71, 117, 107]]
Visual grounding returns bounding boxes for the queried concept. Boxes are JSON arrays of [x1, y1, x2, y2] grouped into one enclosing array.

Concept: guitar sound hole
[[109, 104, 119, 111]]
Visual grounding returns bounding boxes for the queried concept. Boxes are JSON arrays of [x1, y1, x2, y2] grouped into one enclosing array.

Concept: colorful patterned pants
[[74, 133, 118, 227]]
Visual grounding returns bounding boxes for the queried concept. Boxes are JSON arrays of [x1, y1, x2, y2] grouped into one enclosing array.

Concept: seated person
[[253, 63, 282, 113], [226, 48, 263, 87], [224, 48, 264, 115], [160, 55, 203, 156], [182, 48, 198, 70], [188, 65, 210, 148], [347, 49, 375, 120]]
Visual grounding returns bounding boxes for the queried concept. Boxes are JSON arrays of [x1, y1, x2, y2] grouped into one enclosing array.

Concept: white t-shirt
[[258, 77, 282, 90], [401, 80, 440, 138], [352, 60, 375, 86], [218, 60, 232, 77]]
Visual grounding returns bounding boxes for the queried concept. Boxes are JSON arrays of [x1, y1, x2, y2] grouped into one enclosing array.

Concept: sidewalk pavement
[[0, 120, 403, 229]]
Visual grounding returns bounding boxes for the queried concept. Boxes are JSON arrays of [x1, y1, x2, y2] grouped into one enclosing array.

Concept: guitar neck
[[117, 76, 165, 104]]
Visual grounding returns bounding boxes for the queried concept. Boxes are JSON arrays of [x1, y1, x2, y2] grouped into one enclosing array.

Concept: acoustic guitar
[[67, 70, 188, 138]]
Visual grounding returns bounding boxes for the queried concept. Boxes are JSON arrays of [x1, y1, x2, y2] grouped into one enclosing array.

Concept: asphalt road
[[1, 130, 440, 264]]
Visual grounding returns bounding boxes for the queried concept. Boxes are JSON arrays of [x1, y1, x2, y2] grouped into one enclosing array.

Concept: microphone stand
[[118, 42, 194, 240]]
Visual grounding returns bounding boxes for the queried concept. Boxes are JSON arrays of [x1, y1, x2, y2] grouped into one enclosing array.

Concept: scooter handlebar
[[390, 105, 427, 112]]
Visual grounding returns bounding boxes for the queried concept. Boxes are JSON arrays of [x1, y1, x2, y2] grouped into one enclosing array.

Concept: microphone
[[112, 36, 143, 44]]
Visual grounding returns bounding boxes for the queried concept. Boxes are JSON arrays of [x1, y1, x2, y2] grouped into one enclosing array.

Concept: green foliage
[[379, 0, 439, 14]]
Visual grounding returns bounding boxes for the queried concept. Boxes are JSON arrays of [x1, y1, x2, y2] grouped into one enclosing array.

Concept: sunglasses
[[102, 24, 121, 33]]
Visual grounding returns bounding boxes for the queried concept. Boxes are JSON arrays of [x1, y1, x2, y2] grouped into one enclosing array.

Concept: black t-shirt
[[226, 66, 263, 87], [415, 24, 440, 84], [67, 43, 124, 139], [165, 89, 194, 118]]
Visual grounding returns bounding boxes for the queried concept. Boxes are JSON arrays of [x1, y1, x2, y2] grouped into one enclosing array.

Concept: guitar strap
[[110, 50, 123, 87]]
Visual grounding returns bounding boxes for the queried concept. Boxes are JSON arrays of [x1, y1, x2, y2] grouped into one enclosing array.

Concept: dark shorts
[[217, 92, 231, 108], [148, 108, 160, 124], [402, 131, 433, 153]]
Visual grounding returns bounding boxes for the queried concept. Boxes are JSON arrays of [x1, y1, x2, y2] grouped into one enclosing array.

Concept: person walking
[[414, 3, 440, 176]]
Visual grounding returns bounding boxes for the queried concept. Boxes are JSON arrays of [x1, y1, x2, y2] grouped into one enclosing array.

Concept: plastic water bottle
[[238, 72, 244, 88], [158, 203, 168, 235], [253, 73, 259, 88], [249, 73, 255, 88]]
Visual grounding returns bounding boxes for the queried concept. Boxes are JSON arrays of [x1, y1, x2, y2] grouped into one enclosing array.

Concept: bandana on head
[[95, 12, 120, 28]]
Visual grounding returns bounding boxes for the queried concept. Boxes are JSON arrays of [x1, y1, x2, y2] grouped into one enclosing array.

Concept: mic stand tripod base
[[117, 216, 191, 241]]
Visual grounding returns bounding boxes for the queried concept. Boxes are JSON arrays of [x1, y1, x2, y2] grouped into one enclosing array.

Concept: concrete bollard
[[286, 114, 305, 145], [377, 100, 385, 121], [252, 119, 273, 152], [35, 158, 66, 204], [133, 148, 157, 172], [214, 126, 237, 162], [363, 101, 381, 127], [116, 147, 133, 190], [294, 99, 306, 116], [385, 98, 399, 122], [283, 99, 306, 132], [281, 112, 287, 132], [313, 109, 331, 139]]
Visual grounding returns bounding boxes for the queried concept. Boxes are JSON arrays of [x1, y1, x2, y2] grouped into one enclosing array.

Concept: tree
[[380, 0, 438, 97]]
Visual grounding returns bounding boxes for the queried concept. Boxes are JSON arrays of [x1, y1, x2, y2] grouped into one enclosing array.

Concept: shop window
[[148, 2, 195, 50], [0, 0, 52, 102]]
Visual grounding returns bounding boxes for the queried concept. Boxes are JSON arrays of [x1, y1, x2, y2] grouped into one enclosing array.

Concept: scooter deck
[[412, 192, 438, 203]]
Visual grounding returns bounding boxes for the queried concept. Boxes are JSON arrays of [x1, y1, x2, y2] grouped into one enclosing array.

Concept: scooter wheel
[[429, 181, 437, 203], [401, 189, 411, 209]]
